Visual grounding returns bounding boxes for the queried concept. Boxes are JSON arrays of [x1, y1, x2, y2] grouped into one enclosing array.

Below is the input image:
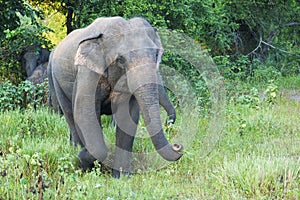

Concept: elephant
[[26, 62, 48, 84], [47, 16, 183, 178], [21, 45, 61, 112], [21, 45, 50, 78]]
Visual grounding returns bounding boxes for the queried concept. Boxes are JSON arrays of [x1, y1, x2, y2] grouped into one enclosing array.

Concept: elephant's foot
[[112, 169, 131, 179], [112, 146, 133, 178], [78, 148, 96, 172]]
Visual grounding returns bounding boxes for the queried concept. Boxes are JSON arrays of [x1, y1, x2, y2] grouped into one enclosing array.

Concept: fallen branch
[[260, 40, 297, 55], [248, 22, 300, 58], [247, 33, 263, 56]]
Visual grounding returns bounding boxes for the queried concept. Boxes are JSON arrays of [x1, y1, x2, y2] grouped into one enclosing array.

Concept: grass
[[0, 77, 300, 199]]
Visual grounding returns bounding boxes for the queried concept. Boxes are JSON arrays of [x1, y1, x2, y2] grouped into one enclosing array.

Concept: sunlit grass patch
[[214, 154, 300, 199]]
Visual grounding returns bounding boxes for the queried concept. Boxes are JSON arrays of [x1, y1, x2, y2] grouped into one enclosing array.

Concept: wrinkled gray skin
[[22, 45, 50, 78], [48, 17, 182, 178], [26, 62, 48, 84]]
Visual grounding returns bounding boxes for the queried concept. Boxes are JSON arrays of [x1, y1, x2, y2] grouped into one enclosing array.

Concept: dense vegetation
[[0, 0, 299, 83], [0, 0, 299, 199]]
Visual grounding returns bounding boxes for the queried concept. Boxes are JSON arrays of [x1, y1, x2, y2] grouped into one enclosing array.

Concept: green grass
[[1, 78, 300, 199], [278, 74, 300, 89]]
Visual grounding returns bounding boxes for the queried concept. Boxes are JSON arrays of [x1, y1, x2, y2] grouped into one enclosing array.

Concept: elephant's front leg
[[112, 95, 139, 178], [74, 66, 108, 170]]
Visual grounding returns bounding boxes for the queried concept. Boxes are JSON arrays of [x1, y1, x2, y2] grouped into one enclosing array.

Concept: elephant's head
[[74, 17, 182, 162], [22, 45, 50, 77]]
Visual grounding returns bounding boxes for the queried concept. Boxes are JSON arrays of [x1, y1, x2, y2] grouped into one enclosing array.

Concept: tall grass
[[0, 79, 300, 199]]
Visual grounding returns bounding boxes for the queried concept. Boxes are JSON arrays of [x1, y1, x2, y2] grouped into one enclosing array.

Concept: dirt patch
[[281, 89, 300, 102], [289, 93, 300, 101]]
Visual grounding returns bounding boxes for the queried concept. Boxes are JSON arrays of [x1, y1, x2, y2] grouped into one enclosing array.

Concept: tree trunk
[[66, 0, 74, 34]]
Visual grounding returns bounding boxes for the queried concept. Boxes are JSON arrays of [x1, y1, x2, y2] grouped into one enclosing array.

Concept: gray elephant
[[47, 17, 182, 178], [21, 45, 50, 78], [26, 62, 48, 84], [21, 45, 61, 112]]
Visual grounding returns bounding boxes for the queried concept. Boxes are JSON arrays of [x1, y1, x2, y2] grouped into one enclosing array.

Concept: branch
[[284, 22, 300, 27], [260, 40, 299, 56], [248, 22, 300, 58], [247, 33, 262, 56], [265, 22, 300, 45]]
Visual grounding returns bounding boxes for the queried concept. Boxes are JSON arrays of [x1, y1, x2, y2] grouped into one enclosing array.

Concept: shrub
[[0, 80, 48, 111]]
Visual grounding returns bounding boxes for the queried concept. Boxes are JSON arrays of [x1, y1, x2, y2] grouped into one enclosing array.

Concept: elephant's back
[[54, 16, 125, 59], [52, 16, 126, 71], [51, 31, 81, 99]]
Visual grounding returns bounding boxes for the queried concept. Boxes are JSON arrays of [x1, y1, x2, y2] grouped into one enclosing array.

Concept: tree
[[1, 0, 299, 82], [0, 0, 43, 38], [226, 0, 300, 57]]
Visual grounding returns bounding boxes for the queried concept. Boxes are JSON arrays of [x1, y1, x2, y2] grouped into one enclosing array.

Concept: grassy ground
[[0, 76, 300, 199]]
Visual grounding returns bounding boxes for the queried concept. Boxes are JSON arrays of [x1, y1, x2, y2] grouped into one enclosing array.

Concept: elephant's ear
[[74, 35, 106, 75], [39, 48, 50, 64]]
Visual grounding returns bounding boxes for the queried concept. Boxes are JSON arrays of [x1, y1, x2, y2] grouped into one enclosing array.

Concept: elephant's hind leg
[[112, 95, 139, 178], [53, 79, 83, 147]]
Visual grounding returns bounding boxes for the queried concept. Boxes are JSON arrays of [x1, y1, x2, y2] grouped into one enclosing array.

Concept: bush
[[162, 50, 211, 110], [214, 54, 284, 84], [0, 80, 48, 111]]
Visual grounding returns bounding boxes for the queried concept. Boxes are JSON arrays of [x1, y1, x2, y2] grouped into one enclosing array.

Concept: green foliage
[[162, 50, 210, 110], [263, 80, 279, 104], [39, 0, 241, 55], [0, 80, 48, 111], [42, 11, 66, 46], [235, 87, 260, 109], [0, 1, 52, 82], [3, 11, 51, 47], [230, 79, 279, 110], [214, 55, 249, 81], [0, 0, 44, 39], [214, 54, 284, 85], [0, 60, 23, 84], [1, 0, 299, 86], [277, 74, 300, 89]]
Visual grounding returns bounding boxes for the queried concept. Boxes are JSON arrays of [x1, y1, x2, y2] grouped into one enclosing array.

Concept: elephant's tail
[[47, 51, 62, 114]]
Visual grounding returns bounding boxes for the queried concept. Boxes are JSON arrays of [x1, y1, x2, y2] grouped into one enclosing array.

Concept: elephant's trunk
[[128, 67, 182, 161]]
